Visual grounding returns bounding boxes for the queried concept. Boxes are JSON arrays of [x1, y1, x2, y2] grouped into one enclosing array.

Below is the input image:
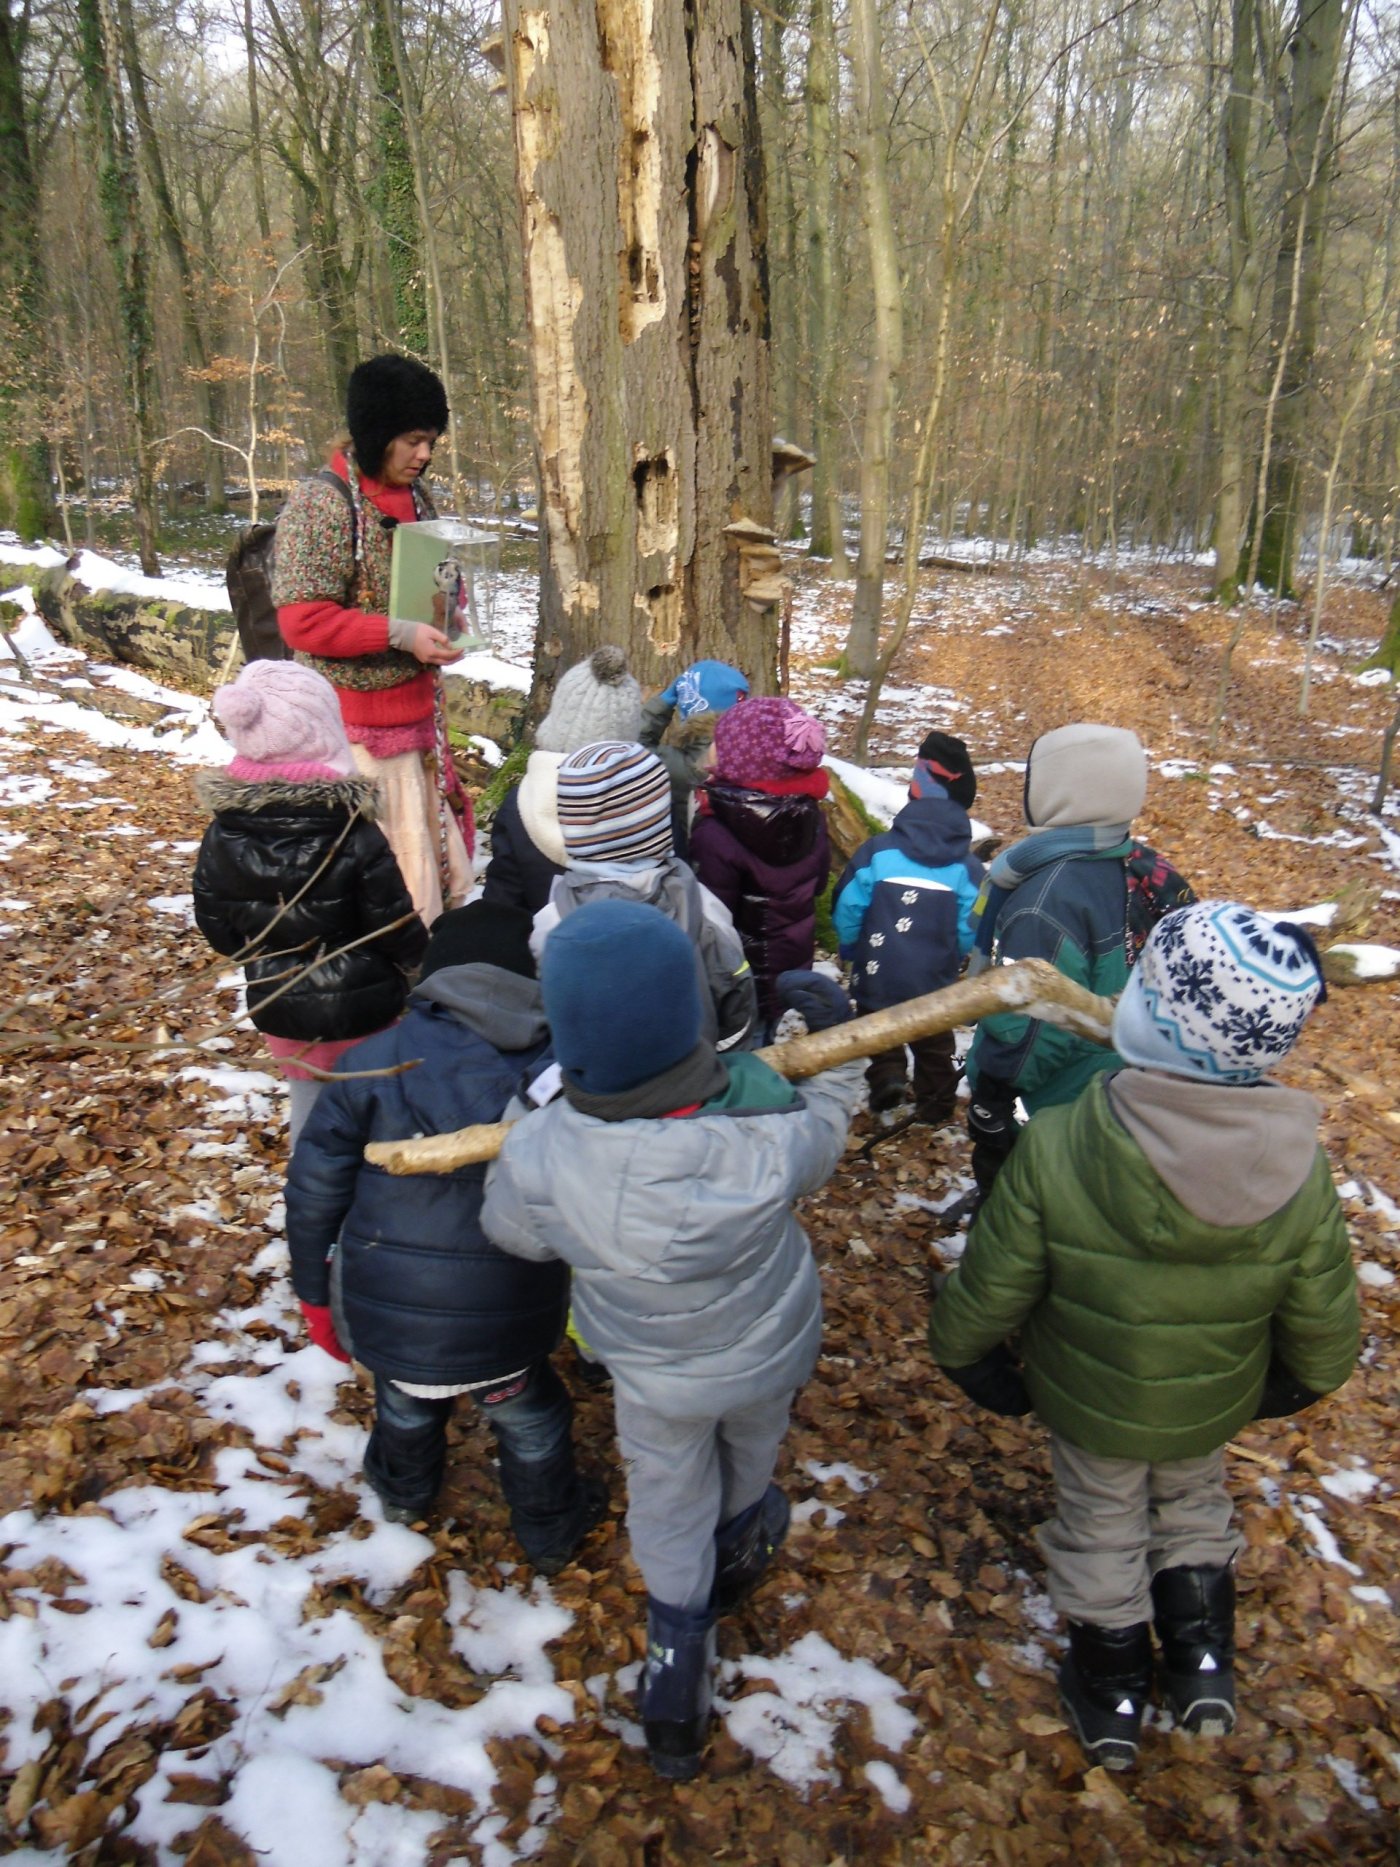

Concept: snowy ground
[[2, 535, 1399, 1859]]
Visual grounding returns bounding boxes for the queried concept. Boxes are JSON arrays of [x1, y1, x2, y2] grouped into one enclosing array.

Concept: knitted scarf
[[966, 823, 1133, 974]]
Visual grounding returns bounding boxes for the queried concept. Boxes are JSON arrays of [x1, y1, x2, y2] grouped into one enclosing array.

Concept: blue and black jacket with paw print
[[831, 793, 983, 1013]]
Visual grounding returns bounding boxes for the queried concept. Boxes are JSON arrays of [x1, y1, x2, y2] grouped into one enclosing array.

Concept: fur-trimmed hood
[[194, 769, 383, 819]]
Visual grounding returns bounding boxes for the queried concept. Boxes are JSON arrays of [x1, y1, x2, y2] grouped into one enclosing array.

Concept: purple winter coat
[[689, 781, 831, 1021]]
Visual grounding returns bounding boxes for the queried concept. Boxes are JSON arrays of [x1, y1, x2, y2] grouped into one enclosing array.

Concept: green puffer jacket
[[928, 1072, 1359, 1461]]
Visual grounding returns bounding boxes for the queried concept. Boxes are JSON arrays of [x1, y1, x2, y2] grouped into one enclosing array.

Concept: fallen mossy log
[[365, 957, 1114, 1175], [33, 567, 238, 695]]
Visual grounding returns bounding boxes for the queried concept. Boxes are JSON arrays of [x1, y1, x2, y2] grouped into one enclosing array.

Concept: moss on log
[[33, 567, 236, 695]]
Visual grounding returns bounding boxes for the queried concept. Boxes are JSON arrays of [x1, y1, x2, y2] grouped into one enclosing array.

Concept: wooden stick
[[364, 957, 1115, 1176]]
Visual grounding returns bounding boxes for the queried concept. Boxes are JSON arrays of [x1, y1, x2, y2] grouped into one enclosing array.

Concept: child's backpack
[[1124, 842, 1196, 963], [225, 469, 355, 664]]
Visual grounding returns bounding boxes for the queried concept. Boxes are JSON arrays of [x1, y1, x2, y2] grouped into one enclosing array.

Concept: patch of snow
[[1324, 1754, 1380, 1811], [1352, 667, 1393, 687], [864, 1758, 913, 1813], [791, 1499, 845, 1528], [1362, 1180, 1400, 1228], [147, 893, 197, 926], [1350, 1586, 1392, 1607], [1324, 943, 1400, 980], [718, 1632, 916, 1792], [1257, 902, 1340, 930], [0, 770, 53, 807], [803, 1460, 876, 1494], [443, 652, 530, 694], [1318, 1465, 1379, 1503], [1291, 1497, 1363, 1576], [1358, 1262, 1396, 1289]]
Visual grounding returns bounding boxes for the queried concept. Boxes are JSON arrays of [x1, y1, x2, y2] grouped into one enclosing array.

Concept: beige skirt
[[351, 742, 473, 925]]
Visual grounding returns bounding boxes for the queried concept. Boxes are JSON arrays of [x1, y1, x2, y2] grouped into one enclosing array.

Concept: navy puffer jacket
[[285, 964, 567, 1386], [193, 771, 426, 1041]]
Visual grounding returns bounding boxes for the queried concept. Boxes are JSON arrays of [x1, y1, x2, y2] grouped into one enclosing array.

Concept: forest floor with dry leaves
[[1, 551, 1399, 1864]]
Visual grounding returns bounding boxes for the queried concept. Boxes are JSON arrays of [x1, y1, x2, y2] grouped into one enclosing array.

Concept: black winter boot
[[1058, 1620, 1154, 1771], [494, 1443, 610, 1576], [712, 1484, 790, 1615], [640, 1598, 717, 1780], [363, 1404, 450, 1524], [1151, 1563, 1236, 1736]]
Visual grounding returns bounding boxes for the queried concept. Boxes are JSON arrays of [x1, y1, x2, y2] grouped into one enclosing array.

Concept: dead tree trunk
[[500, 0, 778, 714]]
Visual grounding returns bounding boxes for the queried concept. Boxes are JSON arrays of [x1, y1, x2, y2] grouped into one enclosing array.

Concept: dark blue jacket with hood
[[285, 962, 567, 1385]]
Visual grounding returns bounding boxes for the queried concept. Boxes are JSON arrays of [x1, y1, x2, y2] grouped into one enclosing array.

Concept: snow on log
[[365, 957, 1113, 1175], [1319, 943, 1400, 986]]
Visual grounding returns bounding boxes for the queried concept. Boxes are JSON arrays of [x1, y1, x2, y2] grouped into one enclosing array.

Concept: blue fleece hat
[[541, 899, 701, 1094], [670, 660, 749, 721]]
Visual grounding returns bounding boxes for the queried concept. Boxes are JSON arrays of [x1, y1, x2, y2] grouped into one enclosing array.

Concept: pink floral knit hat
[[713, 697, 826, 786]]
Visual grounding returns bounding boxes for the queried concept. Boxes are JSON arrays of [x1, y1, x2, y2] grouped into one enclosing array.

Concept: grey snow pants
[[613, 1387, 795, 1610], [1039, 1432, 1242, 1629]]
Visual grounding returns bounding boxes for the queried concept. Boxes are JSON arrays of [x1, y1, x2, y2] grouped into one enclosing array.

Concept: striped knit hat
[[556, 740, 673, 864]]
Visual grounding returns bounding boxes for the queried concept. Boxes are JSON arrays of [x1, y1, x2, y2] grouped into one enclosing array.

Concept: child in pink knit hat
[[193, 661, 428, 1149], [689, 697, 831, 1024]]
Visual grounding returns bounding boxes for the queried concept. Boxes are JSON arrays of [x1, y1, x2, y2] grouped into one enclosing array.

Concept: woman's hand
[[409, 623, 464, 666]]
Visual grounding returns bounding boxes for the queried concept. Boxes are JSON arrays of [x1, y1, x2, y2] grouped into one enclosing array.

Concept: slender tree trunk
[[367, 0, 428, 355], [1246, 0, 1346, 597], [843, 0, 902, 678], [500, 0, 776, 712], [852, 1, 1001, 762], [1212, 0, 1262, 603], [77, 0, 159, 572], [0, 0, 53, 538], [378, 0, 464, 512], [243, 0, 273, 251], [804, 0, 846, 570], [115, 0, 225, 511]]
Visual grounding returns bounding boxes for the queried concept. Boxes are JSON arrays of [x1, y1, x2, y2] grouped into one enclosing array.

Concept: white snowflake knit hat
[[1112, 900, 1326, 1084], [556, 740, 673, 864], [534, 646, 643, 754]]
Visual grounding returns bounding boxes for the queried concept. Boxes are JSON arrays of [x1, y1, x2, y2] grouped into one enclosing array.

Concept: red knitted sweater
[[275, 452, 435, 733]]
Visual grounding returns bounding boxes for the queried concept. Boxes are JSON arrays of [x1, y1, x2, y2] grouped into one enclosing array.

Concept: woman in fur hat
[[192, 660, 429, 1146], [273, 354, 474, 924]]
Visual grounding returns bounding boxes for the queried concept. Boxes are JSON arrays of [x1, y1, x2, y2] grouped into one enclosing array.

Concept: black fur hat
[[345, 354, 449, 477]]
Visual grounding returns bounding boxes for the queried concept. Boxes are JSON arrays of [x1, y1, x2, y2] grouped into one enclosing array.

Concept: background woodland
[[2, 0, 1399, 639]]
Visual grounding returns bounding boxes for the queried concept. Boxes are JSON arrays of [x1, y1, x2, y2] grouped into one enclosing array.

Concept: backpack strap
[[1123, 842, 1196, 964], [311, 463, 363, 605]]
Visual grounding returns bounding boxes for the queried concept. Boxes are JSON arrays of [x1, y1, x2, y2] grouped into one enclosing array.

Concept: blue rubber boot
[[712, 1483, 790, 1615], [640, 1597, 717, 1780]]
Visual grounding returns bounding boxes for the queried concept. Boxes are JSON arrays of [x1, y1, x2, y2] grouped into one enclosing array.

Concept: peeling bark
[[501, 0, 776, 718]]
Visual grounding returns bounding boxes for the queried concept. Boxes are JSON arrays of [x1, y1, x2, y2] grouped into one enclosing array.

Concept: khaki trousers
[[1039, 1432, 1242, 1628]]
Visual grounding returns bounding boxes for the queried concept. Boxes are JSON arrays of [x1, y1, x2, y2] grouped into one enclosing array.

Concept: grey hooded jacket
[[481, 1057, 862, 1417]]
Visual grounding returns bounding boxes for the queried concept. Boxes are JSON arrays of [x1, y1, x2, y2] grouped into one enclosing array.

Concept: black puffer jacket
[[286, 965, 567, 1385], [192, 771, 427, 1041]]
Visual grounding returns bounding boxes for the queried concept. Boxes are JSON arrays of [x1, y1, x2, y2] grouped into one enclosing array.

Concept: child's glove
[[938, 1345, 1032, 1417], [775, 970, 852, 1033], [1253, 1359, 1323, 1419], [300, 1300, 351, 1364]]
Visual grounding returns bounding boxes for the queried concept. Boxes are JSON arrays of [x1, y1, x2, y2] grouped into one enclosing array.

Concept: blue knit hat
[[541, 899, 701, 1094], [1112, 900, 1326, 1083]]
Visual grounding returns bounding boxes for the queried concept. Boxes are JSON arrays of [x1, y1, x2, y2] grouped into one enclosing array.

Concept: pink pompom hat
[[212, 660, 357, 781]]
